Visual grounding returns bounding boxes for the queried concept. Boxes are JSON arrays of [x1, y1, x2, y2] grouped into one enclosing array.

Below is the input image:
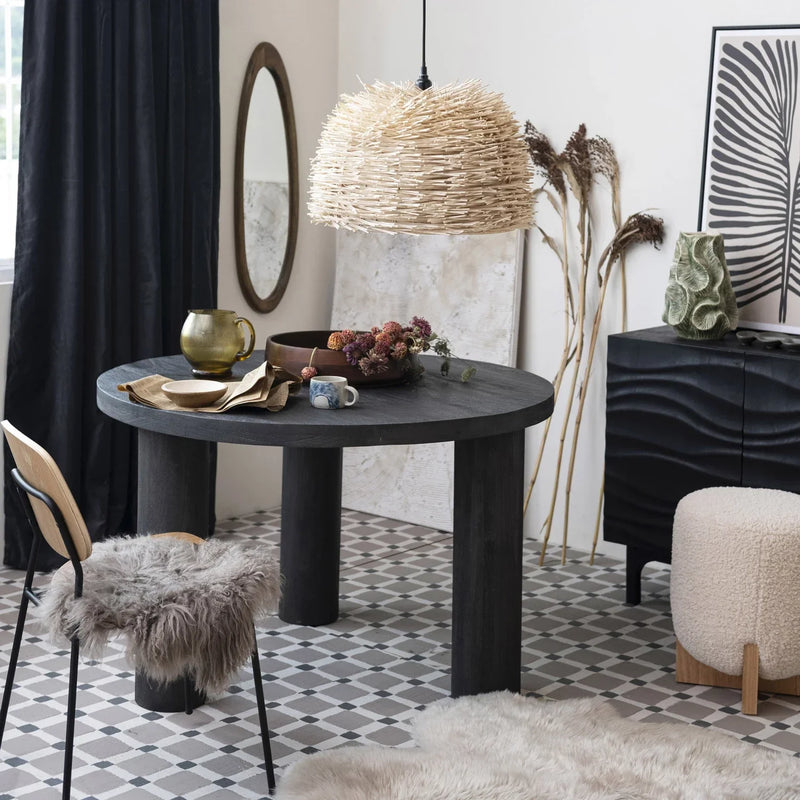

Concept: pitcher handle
[[234, 316, 256, 361]]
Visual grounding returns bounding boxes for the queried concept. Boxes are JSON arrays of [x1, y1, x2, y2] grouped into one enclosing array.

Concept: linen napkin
[[117, 361, 301, 413]]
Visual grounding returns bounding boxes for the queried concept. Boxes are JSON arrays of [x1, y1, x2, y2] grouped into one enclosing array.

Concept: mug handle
[[234, 316, 256, 361], [345, 386, 359, 407]]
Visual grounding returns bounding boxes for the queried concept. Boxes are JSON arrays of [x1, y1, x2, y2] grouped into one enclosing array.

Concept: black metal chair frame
[[0, 468, 276, 798]]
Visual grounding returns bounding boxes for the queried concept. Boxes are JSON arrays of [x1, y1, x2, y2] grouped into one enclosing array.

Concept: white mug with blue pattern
[[309, 375, 359, 409]]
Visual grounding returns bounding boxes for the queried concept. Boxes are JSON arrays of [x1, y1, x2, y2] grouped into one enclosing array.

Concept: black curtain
[[3, 0, 220, 570]]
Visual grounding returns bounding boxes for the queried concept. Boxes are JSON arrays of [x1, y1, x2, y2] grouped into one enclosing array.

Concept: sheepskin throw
[[35, 536, 280, 694], [278, 693, 800, 800]]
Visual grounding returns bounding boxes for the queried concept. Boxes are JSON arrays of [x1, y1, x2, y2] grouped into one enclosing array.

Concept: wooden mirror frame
[[234, 42, 298, 313]]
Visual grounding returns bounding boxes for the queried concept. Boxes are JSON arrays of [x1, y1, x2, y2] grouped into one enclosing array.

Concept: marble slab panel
[[332, 230, 523, 531]]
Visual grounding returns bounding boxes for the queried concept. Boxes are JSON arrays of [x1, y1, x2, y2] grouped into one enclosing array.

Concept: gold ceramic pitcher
[[180, 309, 256, 377]]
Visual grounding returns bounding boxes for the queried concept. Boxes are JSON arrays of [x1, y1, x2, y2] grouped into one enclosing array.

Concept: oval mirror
[[235, 42, 298, 313]]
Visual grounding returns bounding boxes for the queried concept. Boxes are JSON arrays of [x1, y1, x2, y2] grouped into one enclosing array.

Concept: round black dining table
[[97, 352, 553, 697]]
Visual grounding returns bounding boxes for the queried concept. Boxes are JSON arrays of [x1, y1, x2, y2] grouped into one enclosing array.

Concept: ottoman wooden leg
[[676, 640, 742, 689], [677, 639, 800, 714], [741, 643, 759, 715]]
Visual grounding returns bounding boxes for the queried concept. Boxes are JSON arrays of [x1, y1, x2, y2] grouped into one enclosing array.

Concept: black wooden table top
[[97, 352, 554, 448]]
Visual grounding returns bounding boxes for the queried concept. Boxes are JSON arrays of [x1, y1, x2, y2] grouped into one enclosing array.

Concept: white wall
[[215, 0, 339, 519], [337, 0, 800, 554]]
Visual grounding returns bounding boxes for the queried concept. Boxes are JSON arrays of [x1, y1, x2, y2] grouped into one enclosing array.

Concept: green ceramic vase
[[662, 232, 739, 340]]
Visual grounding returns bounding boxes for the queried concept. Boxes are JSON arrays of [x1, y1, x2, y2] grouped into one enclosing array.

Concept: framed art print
[[698, 25, 800, 333]]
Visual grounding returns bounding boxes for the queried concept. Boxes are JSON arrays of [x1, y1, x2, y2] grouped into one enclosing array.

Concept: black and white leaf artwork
[[706, 35, 800, 325]]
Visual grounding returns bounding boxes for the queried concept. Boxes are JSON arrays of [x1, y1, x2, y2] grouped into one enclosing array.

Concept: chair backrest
[[2, 420, 92, 561]]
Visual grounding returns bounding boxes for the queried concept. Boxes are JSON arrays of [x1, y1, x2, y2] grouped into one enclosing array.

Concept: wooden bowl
[[161, 379, 228, 408], [265, 330, 409, 387]]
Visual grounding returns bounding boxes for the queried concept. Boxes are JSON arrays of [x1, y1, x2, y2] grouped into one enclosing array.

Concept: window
[[0, 0, 21, 283]]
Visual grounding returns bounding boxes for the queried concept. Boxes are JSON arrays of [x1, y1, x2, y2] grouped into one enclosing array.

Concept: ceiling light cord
[[416, 0, 432, 90]]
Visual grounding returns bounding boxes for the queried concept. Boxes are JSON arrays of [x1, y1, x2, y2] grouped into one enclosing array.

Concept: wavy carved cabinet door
[[603, 328, 745, 603], [742, 351, 800, 493]]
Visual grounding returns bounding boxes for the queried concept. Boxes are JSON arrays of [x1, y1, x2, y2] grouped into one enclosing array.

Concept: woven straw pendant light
[[308, 2, 534, 236]]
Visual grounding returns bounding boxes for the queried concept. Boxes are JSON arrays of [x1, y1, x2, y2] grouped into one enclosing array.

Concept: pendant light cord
[[416, 0, 432, 89]]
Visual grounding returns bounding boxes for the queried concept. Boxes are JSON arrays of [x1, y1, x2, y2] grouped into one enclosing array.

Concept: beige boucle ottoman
[[671, 486, 800, 714]]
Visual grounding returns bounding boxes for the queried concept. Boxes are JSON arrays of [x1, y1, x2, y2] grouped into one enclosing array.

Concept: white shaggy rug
[[277, 693, 800, 800]]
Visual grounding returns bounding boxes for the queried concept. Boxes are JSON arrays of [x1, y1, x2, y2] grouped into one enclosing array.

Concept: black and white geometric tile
[[1, 508, 798, 799]]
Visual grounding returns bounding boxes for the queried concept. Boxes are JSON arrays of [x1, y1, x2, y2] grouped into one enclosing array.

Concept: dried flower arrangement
[[311, 317, 475, 382], [524, 123, 665, 565]]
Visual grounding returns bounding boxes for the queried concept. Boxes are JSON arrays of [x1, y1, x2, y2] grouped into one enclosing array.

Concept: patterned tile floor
[[1, 508, 799, 799]]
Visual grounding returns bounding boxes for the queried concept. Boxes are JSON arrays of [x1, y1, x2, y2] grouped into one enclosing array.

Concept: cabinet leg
[[625, 547, 646, 606], [625, 545, 670, 605]]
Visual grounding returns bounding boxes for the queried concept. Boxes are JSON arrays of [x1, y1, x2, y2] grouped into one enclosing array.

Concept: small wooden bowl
[[162, 379, 228, 408], [265, 331, 409, 387]]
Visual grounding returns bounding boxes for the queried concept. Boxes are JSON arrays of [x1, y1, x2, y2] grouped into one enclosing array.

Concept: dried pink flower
[[343, 341, 363, 366], [327, 332, 346, 350], [329, 316, 474, 381], [392, 341, 408, 360], [410, 316, 432, 338], [382, 321, 404, 339], [358, 352, 389, 376], [355, 332, 376, 351], [373, 338, 391, 357]]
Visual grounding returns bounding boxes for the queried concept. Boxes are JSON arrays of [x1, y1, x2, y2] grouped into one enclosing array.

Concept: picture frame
[[698, 24, 800, 333]]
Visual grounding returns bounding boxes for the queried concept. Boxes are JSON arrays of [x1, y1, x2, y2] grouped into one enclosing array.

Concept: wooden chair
[[0, 420, 277, 798]]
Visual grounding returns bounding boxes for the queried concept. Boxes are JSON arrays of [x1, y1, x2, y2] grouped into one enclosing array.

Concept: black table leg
[[279, 446, 343, 625], [452, 430, 524, 697], [135, 430, 213, 709], [134, 671, 205, 713], [137, 429, 213, 537]]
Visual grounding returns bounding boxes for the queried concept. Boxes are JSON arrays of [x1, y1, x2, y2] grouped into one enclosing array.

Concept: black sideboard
[[604, 325, 800, 604]]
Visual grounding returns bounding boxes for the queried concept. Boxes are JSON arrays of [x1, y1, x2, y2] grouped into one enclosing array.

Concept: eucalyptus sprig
[[430, 336, 476, 382]]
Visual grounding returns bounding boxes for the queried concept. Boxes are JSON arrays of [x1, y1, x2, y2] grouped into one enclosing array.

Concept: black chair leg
[[62, 637, 80, 800], [1, 513, 40, 751], [251, 632, 275, 793], [0, 592, 31, 748]]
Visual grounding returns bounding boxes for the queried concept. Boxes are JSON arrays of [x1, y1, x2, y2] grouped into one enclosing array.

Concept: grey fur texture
[[35, 536, 280, 694]]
